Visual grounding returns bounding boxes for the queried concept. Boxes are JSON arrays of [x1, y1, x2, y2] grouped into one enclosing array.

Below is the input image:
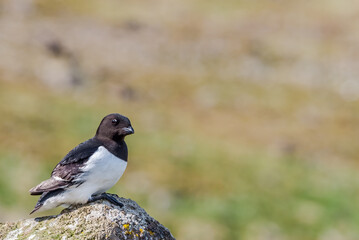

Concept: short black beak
[[122, 126, 134, 135]]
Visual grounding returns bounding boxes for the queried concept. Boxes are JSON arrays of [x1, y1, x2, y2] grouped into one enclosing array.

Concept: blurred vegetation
[[1, 0, 359, 239]]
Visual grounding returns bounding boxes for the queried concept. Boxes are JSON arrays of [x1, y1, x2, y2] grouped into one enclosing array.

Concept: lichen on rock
[[0, 194, 175, 240]]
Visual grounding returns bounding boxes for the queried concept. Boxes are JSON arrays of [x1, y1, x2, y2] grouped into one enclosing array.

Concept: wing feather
[[29, 138, 101, 195], [29, 178, 68, 195]]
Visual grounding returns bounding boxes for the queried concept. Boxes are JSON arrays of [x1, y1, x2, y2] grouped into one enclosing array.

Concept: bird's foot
[[88, 193, 124, 208]]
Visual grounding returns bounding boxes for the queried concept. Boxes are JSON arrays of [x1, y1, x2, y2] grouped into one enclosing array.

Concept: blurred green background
[[1, 0, 359, 239]]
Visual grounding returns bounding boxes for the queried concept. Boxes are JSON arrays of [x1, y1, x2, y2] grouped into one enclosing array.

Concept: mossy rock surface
[[0, 194, 175, 240]]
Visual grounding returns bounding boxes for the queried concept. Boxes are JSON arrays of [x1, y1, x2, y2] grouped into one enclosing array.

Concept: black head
[[95, 113, 134, 142]]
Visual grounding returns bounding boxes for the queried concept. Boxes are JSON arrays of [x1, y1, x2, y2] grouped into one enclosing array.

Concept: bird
[[29, 113, 134, 214]]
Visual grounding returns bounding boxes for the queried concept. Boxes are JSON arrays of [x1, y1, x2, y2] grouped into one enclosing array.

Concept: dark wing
[[51, 137, 101, 181], [56, 138, 102, 166], [29, 138, 101, 195]]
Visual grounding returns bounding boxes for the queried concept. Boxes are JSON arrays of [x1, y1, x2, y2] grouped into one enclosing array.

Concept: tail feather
[[30, 203, 43, 215], [29, 189, 65, 215]]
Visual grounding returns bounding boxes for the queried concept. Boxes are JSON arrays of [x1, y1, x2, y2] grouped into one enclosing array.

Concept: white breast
[[80, 146, 127, 193], [82, 146, 127, 173]]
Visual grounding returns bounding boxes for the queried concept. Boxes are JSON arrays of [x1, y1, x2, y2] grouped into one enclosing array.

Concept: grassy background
[[1, 1, 359, 239]]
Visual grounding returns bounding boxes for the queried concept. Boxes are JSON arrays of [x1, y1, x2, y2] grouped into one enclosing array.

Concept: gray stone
[[0, 194, 175, 240]]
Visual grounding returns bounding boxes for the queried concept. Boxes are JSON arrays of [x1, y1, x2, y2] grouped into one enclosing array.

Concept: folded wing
[[29, 138, 101, 195]]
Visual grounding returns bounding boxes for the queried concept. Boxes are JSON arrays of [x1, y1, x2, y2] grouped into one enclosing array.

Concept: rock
[[0, 194, 175, 240]]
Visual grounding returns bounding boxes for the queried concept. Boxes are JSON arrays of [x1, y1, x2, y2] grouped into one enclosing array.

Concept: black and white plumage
[[29, 113, 134, 214]]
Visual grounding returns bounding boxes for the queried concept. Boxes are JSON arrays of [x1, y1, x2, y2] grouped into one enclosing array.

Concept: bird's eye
[[112, 119, 118, 125]]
